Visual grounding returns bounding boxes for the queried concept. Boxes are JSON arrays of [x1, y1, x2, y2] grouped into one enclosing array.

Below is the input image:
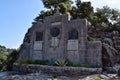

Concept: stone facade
[[19, 13, 102, 67]]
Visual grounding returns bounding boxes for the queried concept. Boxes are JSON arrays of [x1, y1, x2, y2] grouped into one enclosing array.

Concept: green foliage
[[78, 2, 93, 18], [55, 58, 67, 66], [95, 76, 101, 80], [38, 0, 120, 28], [5, 50, 19, 70], [41, 0, 72, 11], [87, 36, 93, 41], [71, 0, 93, 19], [51, 73, 58, 78], [34, 10, 54, 22], [16, 58, 91, 67], [35, 0, 73, 22], [82, 64, 91, 68], [95, 6, 120, 25], [59, 2, 68, 13], [16, 59, 49, 65], [67, 61, 91, 67], [33, 60, 49, 65], [16, 59, 33, 64], [66, 62, 82, 67], [89, 16, 99, 26], [0, 45, 15, 71]]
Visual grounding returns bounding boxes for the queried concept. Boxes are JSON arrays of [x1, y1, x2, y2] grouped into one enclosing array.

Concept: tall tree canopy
[[38, 0, 94, 20], [0, 45, 14, 70], [95, 6, 120, 25], [76, 1, 93, 18], [35, 0, 73, 22], [35, 0, 120, 28], [41, 0, 72, 13]]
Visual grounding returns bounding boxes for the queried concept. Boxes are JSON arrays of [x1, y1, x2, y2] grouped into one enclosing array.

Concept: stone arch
[[67, 29, 79, 50], [68, 29, 78, 40], [34, 31, 44, 51], [67, 29, 79, 63], [35, 32, 43, 41]]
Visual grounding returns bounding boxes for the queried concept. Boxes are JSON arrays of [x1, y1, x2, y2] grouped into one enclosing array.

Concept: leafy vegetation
[[55, 58, 68, 66], [87, 36, 94, 41], [34, 0, 120, 35], [71, 0, 93, 19], [0, 45, 19, 71], [16, 58, 91, 67], [95, 76, 101, 80], [15, 59, 49, 65], [66, 61, 91, 68], [41, 0, 72, 13], [51, 73, 59, 78], [15, 59, 33, 64]]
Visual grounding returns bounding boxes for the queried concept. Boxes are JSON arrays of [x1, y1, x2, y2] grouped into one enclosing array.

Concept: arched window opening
[[67, 29, 78, 50], [50, 27, 60, 47], [36, 32, 43, 41], [68, 29, 78, 40], [34, 32, 43, 51]]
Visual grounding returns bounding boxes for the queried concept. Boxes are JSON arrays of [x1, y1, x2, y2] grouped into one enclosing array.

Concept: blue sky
[[0, 0, 120, 48], [0, 0, 44, 48]]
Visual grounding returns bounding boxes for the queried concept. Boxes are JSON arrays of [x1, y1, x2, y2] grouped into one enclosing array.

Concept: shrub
[[16, 59, 49, 65], [87, 36, 93, 41], [81, 64, 91, 68], [5, 50, 19, 70], [33, 60, 49, 65], [66, 62, 82, 67], [51, 73, 58, 78], [55, 58, 67, 66], [15, 59, 32, 64], [67, 61, 91, 67], [95, 76, 101, 80]]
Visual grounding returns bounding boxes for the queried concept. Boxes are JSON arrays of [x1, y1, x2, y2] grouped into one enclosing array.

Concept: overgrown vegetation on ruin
[[36, 0, 120, 27], [15, 58, 91, 68]]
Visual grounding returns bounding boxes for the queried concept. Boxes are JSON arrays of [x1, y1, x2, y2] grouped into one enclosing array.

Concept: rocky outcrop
[[102, 38, 120, 69]]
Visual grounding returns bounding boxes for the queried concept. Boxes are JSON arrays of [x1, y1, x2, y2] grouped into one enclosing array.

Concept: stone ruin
[[19, 12, 103, 67]]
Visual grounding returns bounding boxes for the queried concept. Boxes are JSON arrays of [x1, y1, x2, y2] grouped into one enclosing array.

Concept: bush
[[33, 60, 49, 65], [87, 36, 94, 41], [55, 58, 67, 66], [16, 59, 49, 65], [67, 62, 91, 67], [16, 58, 91, 68], [51, 73, 58, 78], [5, 50, 19, 70], [67, 62, 81, 67], [81, 64, 91, 68], [15, 59, 33, 64], [95, 76, 101, 80]]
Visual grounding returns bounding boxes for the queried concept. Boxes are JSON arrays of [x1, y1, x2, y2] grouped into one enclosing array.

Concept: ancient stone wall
[[19, 13, 102, 67], [86, 41, 102, 67], [13, 64, 102, 76]]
